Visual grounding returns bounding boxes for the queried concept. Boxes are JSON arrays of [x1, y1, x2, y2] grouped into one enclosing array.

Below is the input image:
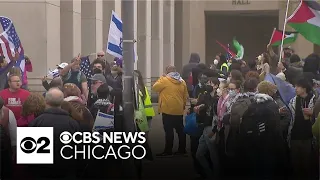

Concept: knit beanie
[[257, 81, 277, 96]]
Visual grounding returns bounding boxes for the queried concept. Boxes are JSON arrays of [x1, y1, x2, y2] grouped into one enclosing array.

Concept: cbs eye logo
[[59, 131, 72, 144], [20, 136, 51, 154]]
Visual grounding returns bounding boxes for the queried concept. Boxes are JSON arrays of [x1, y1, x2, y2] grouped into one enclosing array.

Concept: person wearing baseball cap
[[56, 62, 68, 76], [89, 74, 106, 94], [88, 74, 110, 107]]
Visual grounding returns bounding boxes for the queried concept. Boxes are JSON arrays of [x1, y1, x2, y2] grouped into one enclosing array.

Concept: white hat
[[57, 62, 68, 69]]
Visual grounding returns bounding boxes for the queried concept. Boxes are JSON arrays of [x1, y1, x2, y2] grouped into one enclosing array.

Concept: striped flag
[[106, 11, 137, 61], [0, 16, 24, 74], [47, 69, 59, 78], [80, 56, 92, 79], [269, 29, 298, 46]]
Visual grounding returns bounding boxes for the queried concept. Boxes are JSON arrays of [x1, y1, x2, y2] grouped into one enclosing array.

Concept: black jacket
[[28, 108, 80, 179], [237, 94, 288, 179], [90, 98, 114, 119], [196, 91, 219, 132]]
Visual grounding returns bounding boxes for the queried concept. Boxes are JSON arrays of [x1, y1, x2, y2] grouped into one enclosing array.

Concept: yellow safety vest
[[219, 63, 229, 77], [143, 86, 155, 117], [220, 63, 229, 72]]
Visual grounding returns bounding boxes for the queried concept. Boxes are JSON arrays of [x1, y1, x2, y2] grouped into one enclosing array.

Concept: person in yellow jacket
[[152, 65, 188, 157]]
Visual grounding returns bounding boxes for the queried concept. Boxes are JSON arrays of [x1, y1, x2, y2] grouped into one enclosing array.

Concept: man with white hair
[[28, 88, 80, 179]]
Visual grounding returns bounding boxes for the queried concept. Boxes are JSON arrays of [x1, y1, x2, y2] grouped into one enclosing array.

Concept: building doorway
[[205, 10, 279, 65]]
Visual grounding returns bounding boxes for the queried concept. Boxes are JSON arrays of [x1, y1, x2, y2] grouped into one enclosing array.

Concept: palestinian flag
[[269, 29, 298, 46], [287, 0, 320, 45], [232, 38, 244, 60]]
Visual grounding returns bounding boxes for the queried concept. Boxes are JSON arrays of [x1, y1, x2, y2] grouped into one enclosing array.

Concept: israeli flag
[[106, 11, 137, 61]]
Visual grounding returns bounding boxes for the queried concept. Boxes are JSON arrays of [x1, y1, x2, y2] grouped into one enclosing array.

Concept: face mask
[[214, 59, 218, 65], [93, 68, 102, 74], [227, 77, 231, 83], [217, 88, 222, 97], [228, 90, 237, 97], [227, 62, 232, 66], [205, 85, 213, 93]]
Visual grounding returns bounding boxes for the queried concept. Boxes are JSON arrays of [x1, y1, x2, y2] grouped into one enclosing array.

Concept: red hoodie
[[0, 88, 30, 120]]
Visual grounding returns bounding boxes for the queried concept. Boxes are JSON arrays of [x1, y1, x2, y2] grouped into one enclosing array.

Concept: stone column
[[103, 0, 115, 62], [169, 0, 175, 66], [0, 1, 61, 90], [46, 0, 61, 70], [151, 0, 164, 78], [181, 1, 190, 69], [115, 1, 122, 18], [60, 0, 81, 61], [137, 0, 152, 87], [163, 0, 175, 68], [81, 0, 103, 56], [180, 1, 205, 69], [174, 0, 183, 72]]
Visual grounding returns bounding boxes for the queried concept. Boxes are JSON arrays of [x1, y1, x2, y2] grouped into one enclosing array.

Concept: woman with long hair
[[63, 83, 94, 131], [257, 53, 271, 81], [134, 70, 155, 129], [134, 70, 155, 162]]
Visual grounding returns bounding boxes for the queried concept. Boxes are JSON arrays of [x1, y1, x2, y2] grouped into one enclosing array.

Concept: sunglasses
[[97, 55, 104, 57]]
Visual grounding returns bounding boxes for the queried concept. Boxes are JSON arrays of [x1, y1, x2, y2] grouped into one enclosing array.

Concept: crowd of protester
[[0, 51, 155, 179], [1, 44, 320, 180], [154, 44, 320, 180]]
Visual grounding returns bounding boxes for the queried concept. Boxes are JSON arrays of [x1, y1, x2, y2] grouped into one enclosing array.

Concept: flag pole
[[269, 27, 276, 45], [121, 0, 138, 178], [279, 0, 291, 63]]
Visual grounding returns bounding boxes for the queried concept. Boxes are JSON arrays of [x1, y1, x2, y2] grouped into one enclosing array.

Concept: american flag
[[80, 56, 92, 79], [0, 16, 24, 74]]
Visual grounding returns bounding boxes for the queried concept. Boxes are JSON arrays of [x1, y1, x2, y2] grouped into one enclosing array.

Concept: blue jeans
[[196, 127, 220, 178]]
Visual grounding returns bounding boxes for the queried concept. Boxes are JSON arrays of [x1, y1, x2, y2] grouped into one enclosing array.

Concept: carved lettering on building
[[232, 0, 250, 5]]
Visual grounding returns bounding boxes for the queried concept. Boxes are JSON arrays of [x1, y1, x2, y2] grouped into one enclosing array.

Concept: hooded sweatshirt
[[181, 53, 200, 91], [152, 72, 188, 115]]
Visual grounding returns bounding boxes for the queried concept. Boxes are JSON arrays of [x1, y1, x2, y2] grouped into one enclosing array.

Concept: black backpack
[[237, 100, 287, 179], [225, 96, 254, 156]]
